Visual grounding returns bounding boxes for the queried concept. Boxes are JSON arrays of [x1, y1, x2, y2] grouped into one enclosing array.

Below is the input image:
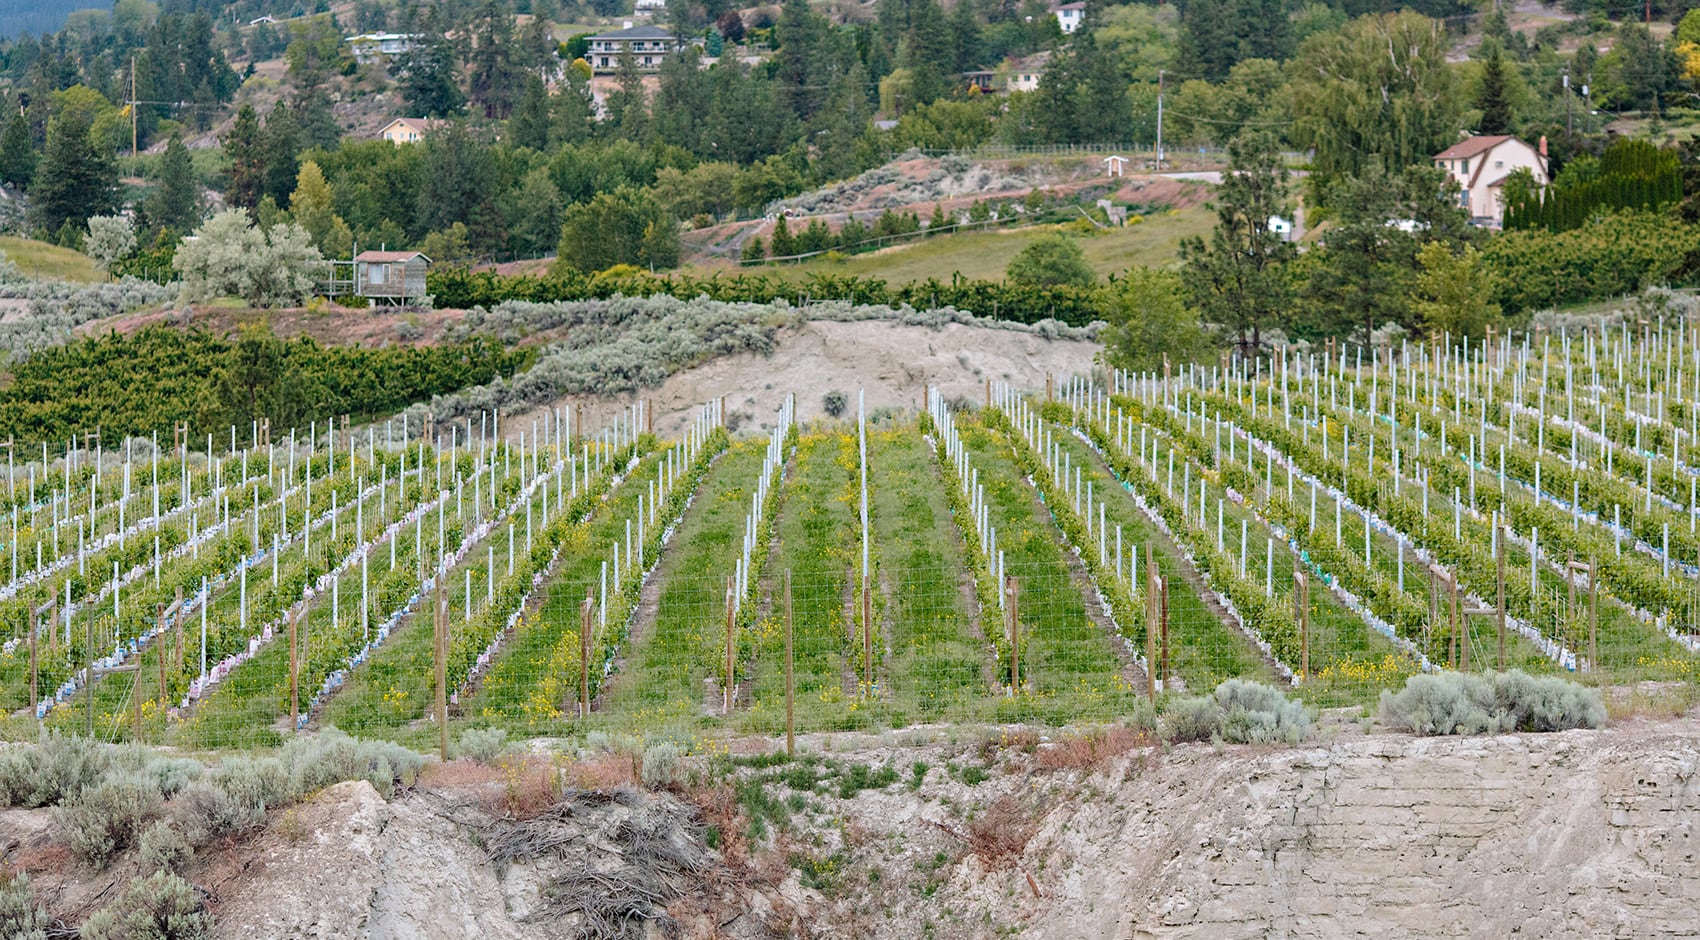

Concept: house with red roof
[[1433, 135, 1549, 227]]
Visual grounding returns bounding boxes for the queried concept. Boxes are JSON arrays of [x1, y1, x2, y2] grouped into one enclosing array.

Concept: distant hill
[[0, 0, 110, 39]]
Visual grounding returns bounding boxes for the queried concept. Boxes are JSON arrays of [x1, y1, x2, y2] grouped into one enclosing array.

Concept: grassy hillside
[[0, 236, 104, 283], [747, 208, 1212, 285]]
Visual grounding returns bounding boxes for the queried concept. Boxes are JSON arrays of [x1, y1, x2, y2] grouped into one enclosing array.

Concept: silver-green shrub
[[79, 871, 210, 940], [1159, 696, 1223, 743], [456, 728, 510, 764], [53, 771, 165, 866], [138, 820, 193, 875], [170, 780, 264, 846], [640, 742, 685, 790], [1214, 679, 1312, 744], [0, 874, 48, 940], [1379, 671, 1605, 735], [278, 728, 425, 799]]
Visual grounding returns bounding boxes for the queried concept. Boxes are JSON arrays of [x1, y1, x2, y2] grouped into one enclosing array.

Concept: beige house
[[1433, 135, 1549, 227], [379, 118, 433, 145]]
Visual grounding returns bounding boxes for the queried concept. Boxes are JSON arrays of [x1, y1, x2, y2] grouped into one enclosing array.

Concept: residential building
[[587, 24, 681, 73], [1054, 2, 1085, 34], [347, 32, 422, 64], [635, 0, 667, 11], [379, 117, 433, 145], [1432, 134, 1550, 227]]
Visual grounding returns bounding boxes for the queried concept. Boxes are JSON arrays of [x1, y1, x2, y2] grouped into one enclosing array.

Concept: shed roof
[[356, 251, 430, 263]]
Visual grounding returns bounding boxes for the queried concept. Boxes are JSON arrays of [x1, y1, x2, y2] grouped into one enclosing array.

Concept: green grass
[[747, 209, 1210, 284], [867, 425, 990, 722], [593, 441, 770, 735], [740, 431, 865, 733], [0, 236, 104, 283], [1042, 423, 1278, 694], [957, 417, 1142, 723]]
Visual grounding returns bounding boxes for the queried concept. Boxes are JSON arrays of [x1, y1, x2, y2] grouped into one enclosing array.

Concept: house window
[[643, 56, 653, 65], [371, 264, 388, 286], [1461, 158, 1469, 174], [1494, 160, 1504, 168]]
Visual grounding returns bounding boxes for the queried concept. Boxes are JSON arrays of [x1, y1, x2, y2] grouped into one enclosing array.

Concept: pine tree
[[604, 48, 649, 140], [769, 215, 795, 259], [510, 73, 551, 150], [30, 109, 119, 235], [0, 112, 36, 189], [397, 29, 465, 118], [223, 103, 265, 210], [1476, 42, 1512, 136], [146, 134, 200, 233], [467, 0, 518, 119], [260, 105, 303, 207]]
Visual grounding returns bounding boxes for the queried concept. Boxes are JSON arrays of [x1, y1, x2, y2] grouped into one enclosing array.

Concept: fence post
[[724, 578, 735, 716], [28, 611, 36, 723], [1144, 545, 1157, 699], [863, 569, 874, 700], [1497, 527, 1506, 671], [784, 569, 794, 758], [434, 587, 448, 760], [1008, 576, 1020, 693], [580, 591, 592, 719], [1588, 556, 1598, 672], [157, 603, 167, 705], [1295, 568, 1309, 681], [132, 668, 142, 741], [1160, 575, 1170, 688], [288, 608, 299, 733], [86, 612, 94, 738]]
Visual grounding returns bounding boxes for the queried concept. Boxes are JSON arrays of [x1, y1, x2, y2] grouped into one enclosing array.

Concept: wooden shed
[[354, 250, 430, 305]]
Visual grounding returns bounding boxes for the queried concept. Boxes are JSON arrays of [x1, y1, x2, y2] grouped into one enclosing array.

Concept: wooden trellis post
[[1294, 568, 1310, 680], [1497, 527, 1507, 671], [288, 607, 300, 732], [434, 586, 448, 760], [579, 591, 593, 719], [724, 578, 735, 716], [784, 569, 794, 758], [1144, 545, 1158, 699], [29, 599, 54, 722], [1006, 576, 1021, 694]]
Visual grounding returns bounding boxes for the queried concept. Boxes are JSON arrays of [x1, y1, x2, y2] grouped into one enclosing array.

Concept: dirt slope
[[6, 718, 1699, 938], [521, 317, 1104, 440]]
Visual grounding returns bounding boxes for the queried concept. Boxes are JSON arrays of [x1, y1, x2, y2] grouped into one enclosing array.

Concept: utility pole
[[1155, 69, 1165, 168], [1562, 67, 1572, 140], [130, 57, 137, 159]]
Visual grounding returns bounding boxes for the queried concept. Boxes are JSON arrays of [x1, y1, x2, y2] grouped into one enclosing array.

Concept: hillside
[[7, 719, 1697, 938], [0, 0, 106, 39]]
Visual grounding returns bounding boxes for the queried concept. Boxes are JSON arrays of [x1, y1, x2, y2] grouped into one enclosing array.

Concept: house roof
[[356, 251, 430, 263], [1433, 135, 1515, 161], [587, 24, 678, 40], [381, 118, 433, 135], [1056, 2, 1087, 10]]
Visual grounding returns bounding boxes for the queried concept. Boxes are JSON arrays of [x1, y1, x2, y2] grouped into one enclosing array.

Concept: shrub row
[[425, 267, 1102, 327]]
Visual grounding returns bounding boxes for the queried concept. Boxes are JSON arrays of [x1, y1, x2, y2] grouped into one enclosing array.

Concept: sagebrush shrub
[[138, 820, 192, 875], [1215, 679, 1312, 745], [1380, 671, 1605, 735], [0, 874, 48, 940], [54, 771, 165, 866], [79, 871, 210, 940], [456, 728, 510, 765], [0, 733, 106, 808], [641, 742, 685, 790], [280, 728, 425, 799], [1159, 696, 1223, 743], [170, 781, 262, 847]]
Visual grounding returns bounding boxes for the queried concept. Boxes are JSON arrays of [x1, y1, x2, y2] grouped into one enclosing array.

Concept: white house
[[587, 24, 681, 73], [1054, 1, 1085, 33], [347, 32, 422, 64], [1432, 135, 1550, 227]]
